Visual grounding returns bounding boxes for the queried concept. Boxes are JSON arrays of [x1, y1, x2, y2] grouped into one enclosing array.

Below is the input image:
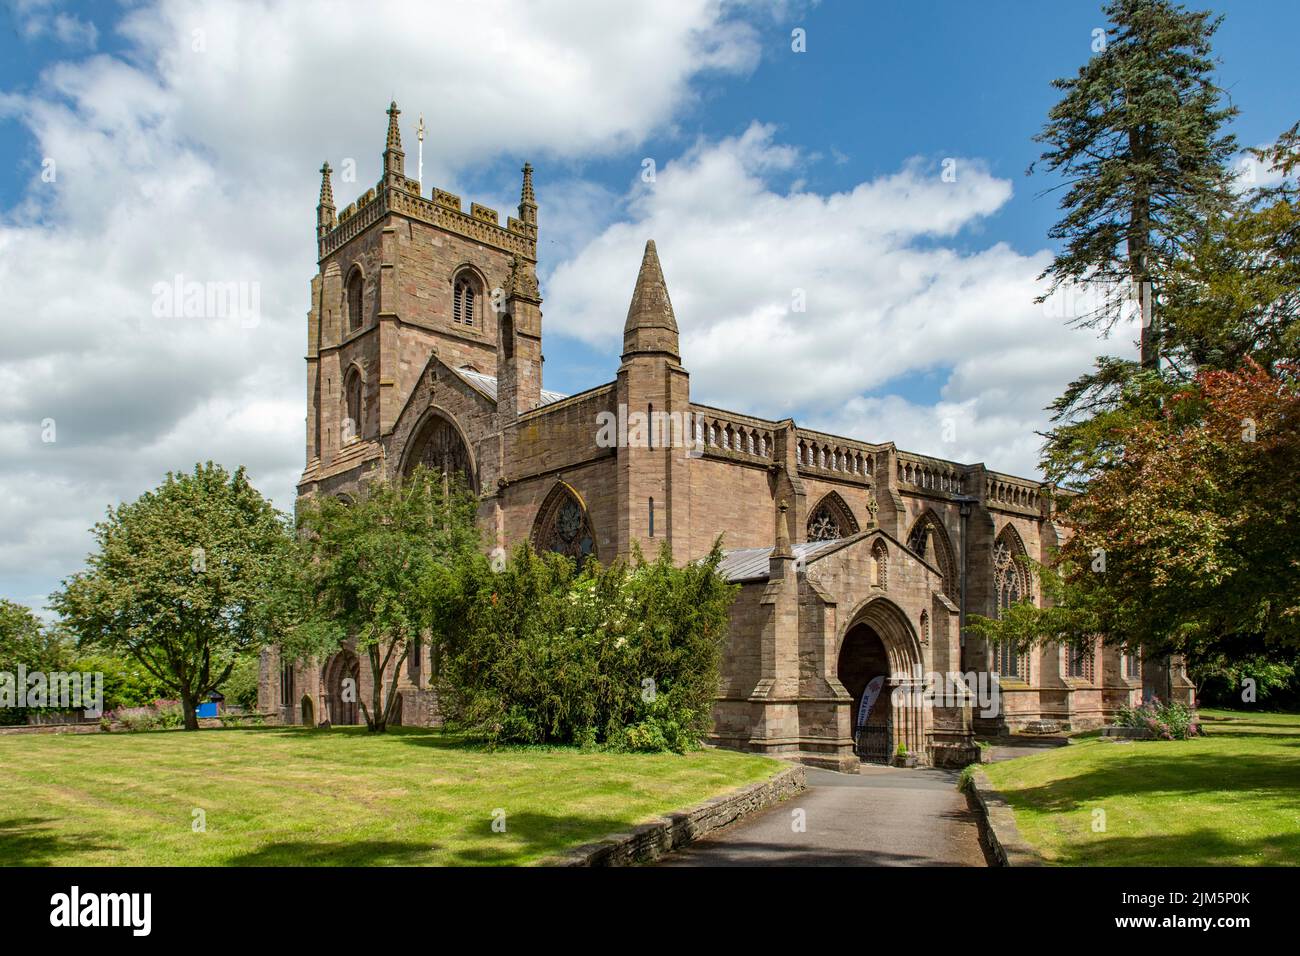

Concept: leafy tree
[[68, 650, 171, 711], [438, 540, 737, 751], [277, 466, 481, 733], [218, 654, 262, 711], [1033, 0, 1237, 366], [1032, 0, 1239, 486], [53, 463, 290, 730], [0, 599, 66, 725], [0, 599, 62, 672], [972, 362, 1300, 674], [1159, 122, 1300, 377]]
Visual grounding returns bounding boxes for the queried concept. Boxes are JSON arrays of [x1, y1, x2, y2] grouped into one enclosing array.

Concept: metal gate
[[855, 719, 893, 764]]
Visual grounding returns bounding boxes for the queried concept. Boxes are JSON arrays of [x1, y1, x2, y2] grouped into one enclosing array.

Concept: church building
[[259, 103, 1192, 769]]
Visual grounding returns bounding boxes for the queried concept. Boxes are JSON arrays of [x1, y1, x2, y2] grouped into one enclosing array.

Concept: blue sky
[[1, 0, 1297, 611]]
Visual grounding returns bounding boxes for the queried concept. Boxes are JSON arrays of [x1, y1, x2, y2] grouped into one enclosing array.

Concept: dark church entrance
[[837, 622, 893, 763], [325, 650, 361, 725]]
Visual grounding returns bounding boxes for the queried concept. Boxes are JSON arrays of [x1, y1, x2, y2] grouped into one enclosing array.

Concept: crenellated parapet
[[322, 176, 537, 263], [318, 101, 538, 264]]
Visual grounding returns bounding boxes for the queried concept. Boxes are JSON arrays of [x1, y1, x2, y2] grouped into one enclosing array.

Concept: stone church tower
[[260, 102, 1194, 767]]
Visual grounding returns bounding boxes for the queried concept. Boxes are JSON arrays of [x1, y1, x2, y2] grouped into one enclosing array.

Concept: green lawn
[[982, 709, 1300, 866], [0, 726, 781, 866]]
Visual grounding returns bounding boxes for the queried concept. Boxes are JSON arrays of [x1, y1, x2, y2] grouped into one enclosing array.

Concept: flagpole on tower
[[417, 114, 425, 185]]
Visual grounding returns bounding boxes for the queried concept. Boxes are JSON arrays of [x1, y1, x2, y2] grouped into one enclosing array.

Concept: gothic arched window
[[404, 413, 474, 490], [346, 268, 364, 332], [453, 273, 479, 326], [992, 525, 1032, 678], [343, 366, 362, 442], [906, 510, 958, 599], [807, 492, 859, 542], [532, 483, 597, 567]]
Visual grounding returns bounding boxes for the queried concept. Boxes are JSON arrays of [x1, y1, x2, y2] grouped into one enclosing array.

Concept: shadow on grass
[[224, 838, 443, 866], [225, 724, 492, 750], [1047, 826, 1300, 867], [444, 810, 650, 865], [216, 810, 642, 866], [1002, 750, 1300, 813], [0, 816, 120, 866]]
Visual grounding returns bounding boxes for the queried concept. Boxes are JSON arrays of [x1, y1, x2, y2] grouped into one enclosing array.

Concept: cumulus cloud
[[0, 0, 762, 607], [12, 1, 99, 49], [545, 123, 1138, 475]]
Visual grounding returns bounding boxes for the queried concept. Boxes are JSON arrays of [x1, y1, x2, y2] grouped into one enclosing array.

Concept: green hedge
[[437, 541, 736, 751]]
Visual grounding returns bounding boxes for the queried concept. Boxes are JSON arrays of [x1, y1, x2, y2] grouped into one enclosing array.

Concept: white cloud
[[545, 123, 1138, 476], [12, 1, 99, 49], [0, 0, 763, 608]]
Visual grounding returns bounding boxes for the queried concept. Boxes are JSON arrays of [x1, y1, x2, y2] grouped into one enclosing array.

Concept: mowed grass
[[0, 726, 782, 866], [982, 709, 1300, 866]]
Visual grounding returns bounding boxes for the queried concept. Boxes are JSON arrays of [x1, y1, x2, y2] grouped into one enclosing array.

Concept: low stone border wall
[[545, 763, 806, 866], [0, 721, 104, 736], [963, 769, 1045, 867], [1100, 725, 1154, 739]]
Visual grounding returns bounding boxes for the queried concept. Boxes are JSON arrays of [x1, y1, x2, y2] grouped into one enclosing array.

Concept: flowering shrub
[[1116, 697, 1202, 740], [436, 540, 736, 752], [115, 700, 185, 732]]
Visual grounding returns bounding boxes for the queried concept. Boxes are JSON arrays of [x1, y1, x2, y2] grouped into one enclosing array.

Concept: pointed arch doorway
[[324, 650, 361, 726], [837, 597, 926, 764], [838, 623, 892, 762]]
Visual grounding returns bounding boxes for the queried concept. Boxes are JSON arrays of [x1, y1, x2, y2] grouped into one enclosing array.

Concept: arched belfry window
[[906, 510, 958, 599], [343, 366, 363, 442], [807, 492, 859, 542], [346, 268, 364, 332], [404, 413, 475, 491], [532, 483, 597, 567], [453, 272, 479, 326], [992, 524, 1032, 678]]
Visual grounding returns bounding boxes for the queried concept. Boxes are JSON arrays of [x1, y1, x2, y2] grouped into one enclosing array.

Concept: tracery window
[[806, 493, 859, 542], [1124, 649, 1142, 680], [346, 268, 364, 332], [1067, 641, 1095, 682], [992, 526, 1032, 679], [280, 662, 294, 707], [404, 414, 474, 489], [906, 510, 957, 599], [532, 484, 597, 567], [453, 273, 478, 326]]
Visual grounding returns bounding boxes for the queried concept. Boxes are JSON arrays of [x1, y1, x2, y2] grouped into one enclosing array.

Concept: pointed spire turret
[[317, 161, 336, 240], [516, 161, 538, 243], [622, 239, 680, 360], [318, 161, 335, 207], [383, 100, 405, 182], [520, 162, 536, 209]]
